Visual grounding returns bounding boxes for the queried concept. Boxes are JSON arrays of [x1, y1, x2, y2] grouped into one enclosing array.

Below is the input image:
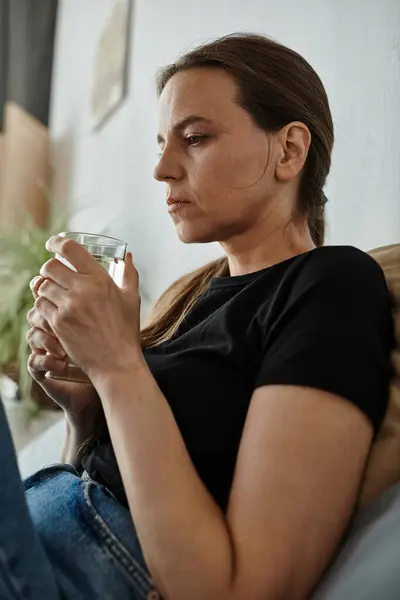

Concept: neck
[[220, 218, 316, 277]]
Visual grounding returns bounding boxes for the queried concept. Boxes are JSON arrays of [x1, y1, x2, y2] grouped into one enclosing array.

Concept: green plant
[[0, 215, 67, 400]]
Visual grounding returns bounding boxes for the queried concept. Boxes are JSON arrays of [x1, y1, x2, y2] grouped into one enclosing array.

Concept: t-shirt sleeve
[[254, 247, 394, 433]]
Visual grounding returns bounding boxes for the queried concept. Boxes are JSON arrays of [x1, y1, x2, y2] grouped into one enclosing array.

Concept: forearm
[[61, 418, 84, 467], [60, 417, 71, 464], [61, 412, 98, 469], [91, 356, 236, 600]]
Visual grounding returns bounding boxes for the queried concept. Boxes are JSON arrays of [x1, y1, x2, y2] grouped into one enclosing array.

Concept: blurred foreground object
[[0, 215, 66, 409]]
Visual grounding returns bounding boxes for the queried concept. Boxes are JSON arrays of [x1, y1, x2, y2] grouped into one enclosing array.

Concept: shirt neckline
[[209, 249, 316, 289]]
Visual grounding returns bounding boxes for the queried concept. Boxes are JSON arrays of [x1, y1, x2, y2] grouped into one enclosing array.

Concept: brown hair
[[78, 33, 334, 459]]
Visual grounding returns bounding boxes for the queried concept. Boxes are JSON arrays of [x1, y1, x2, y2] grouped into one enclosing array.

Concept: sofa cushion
[[358, 244, 400, 507], [311, 482, 400, 600], [18, 416, 64, 479]]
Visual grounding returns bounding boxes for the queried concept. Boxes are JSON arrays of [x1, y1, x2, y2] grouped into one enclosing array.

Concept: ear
[[275, 122, 311, 183]]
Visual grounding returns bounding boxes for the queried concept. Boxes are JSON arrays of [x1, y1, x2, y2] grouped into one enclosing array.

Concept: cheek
[[189, 141, 270, 208]]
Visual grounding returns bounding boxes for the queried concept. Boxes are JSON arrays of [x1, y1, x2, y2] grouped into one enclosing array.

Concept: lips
[[166, 197, 192, 214], [166, 196, 190, 206]]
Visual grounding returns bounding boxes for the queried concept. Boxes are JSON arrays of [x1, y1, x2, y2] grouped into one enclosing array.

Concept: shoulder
[[250, 245, 391, 323], [279, 246, 393, 336], [253, 245, 393, 328], [303, 244, 385, 276], [296, 245, 388, 292]]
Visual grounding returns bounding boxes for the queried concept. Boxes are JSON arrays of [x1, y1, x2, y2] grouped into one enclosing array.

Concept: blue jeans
[[0, 399, 161, 599]]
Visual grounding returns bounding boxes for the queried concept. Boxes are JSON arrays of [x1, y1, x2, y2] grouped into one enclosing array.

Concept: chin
[[175, 222, 219, 244]]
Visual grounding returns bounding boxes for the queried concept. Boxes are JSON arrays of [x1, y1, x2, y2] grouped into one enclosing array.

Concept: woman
[[1, 33, 393, 600]]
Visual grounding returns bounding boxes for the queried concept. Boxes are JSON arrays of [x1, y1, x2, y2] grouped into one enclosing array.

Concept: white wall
[[50, 0, 400, 311]]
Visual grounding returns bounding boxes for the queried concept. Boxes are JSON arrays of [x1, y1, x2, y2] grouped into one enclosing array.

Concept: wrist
[[64, 403, 103, 435], [89, 348, 147, 395], [62, 416, 90, 469]]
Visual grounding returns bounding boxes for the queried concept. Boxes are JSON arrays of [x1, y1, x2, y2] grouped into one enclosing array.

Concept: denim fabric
[[0, 399, 161, 600], [0, 400, 61, 600]]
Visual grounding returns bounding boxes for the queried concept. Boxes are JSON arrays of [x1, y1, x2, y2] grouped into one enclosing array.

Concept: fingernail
[[30, 276, 41, 290]]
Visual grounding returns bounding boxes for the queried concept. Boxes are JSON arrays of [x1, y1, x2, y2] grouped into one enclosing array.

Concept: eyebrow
[[157, 115, 214, 144]]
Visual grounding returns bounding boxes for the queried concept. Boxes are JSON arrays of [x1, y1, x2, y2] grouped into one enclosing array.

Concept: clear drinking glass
[[47, 232, 127, 384]]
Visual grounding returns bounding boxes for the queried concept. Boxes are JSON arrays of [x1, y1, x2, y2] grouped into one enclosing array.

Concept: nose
[[153, 145, 184, 182]]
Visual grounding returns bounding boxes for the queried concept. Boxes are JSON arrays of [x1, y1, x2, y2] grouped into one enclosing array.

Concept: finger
[[27, 306, 54, 336], [36, 278, 67, 308], [39, 257, 76, 290], [28, 351, 68, 381], [121, 251, 139, 291], [29, 275, 45, 300], [34, 295, 57, 325], [45, 235, 99, 275], [26, 328, 66, 358]]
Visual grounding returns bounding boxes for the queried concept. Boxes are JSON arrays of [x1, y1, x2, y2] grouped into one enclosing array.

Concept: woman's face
[[154, 68, 283, 244]]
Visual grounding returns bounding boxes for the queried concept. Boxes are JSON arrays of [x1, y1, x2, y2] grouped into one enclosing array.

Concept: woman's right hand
[[26, 275, 101, 423]]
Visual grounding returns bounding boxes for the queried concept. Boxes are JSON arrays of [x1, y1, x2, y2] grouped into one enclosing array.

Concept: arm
[[38, 238, 389, 599], [60, 417, 87, 467], [60, 417, 71, 464], [92, 357, 373, 600], [60, 411, 101, 468]]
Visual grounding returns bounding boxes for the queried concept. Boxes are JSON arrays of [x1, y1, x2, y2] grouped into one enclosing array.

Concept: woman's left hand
[[36, 235, 142, 380]]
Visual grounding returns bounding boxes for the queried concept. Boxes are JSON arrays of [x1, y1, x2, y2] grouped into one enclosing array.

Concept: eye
[[184, 134, 207, 147]]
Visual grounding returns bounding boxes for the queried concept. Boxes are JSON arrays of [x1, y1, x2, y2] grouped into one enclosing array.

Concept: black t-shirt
[[82, 246, 394, 512]]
